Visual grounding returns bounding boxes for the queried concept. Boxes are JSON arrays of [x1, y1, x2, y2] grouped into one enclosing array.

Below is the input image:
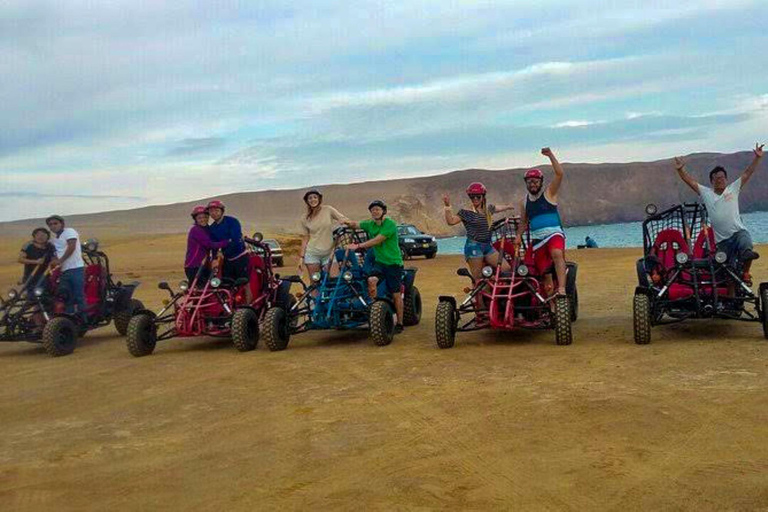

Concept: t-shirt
[[301, 205, 348, 256], [457, 204, 497, 244], [360, 217, 403, 266], [52, 227, 84, 272], [21, 242, 54, 283], [698, 178, 746, 243], [209, 216, 246, 260]]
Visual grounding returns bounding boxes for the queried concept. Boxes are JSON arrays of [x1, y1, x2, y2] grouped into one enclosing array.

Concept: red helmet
[[524, 168, 544, 181], [465, 182, 487, 196], [207, 199, 225, 211], [190, 205, 208, 219]]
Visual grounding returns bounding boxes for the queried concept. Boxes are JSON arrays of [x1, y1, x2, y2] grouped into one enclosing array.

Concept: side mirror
[[158, 282, 171, 291], [252, 232, 264, 242], [456, 268, 472, 278]]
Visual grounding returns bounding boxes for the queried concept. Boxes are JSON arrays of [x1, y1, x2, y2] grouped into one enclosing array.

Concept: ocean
[[436, 210, 768, 254]]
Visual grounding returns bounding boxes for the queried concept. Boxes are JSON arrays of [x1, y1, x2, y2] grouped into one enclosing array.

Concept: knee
[[551, 249, 564, 261]]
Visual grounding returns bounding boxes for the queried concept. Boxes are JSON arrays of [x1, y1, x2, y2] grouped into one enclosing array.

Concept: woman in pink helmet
[[443, 182, 515, 280], [184, 205, 230, 284]]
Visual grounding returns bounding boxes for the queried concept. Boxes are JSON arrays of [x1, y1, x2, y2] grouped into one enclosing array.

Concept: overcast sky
[[1, 0, 766, 221]]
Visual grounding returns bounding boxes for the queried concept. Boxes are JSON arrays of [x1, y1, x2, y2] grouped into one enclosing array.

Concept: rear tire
[[42, 316, 78, 357], [231, 308, 259, 352], [554, 296, 572, 346], [435, 301, 456, 349], [633, 293, 652, 345], [565, 263, 578, 322], [263, 307, 291, 351], [369, 300, 395, 346], [403, 286, 422, 326], [759, 285, 768, 339], [126, 313, 157, 357], [113, 298, 144, 336]]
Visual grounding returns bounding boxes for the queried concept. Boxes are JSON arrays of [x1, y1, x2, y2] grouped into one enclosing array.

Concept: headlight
[[517, 264, 529, 276], [8, 289, 18, 300], [179, 280, 189, 292], [210, 277, 221, 288], [715, 251, 727, 264], [311, 272, 322, 282], [645, 203, 658, 216], [675, 252, 689, 265], [403, 238, 415, 243], [34, 287, 44, 297], [481, 266, 494, 278], [342, 271, 353, 282]]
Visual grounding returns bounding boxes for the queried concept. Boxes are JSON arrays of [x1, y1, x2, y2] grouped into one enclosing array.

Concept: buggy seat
[[692, 228, 716, 259], [651, 229, 689, 270]]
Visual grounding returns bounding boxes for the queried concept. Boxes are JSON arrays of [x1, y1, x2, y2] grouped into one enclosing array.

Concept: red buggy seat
[[234, 254, 266, 305], [651, 229, 689, 270], [693, 229, 716, 259]]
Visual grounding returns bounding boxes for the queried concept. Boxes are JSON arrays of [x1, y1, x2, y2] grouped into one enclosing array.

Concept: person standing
[[18, 227, 55, 292], [45, 215, 87, 320], [298, 189, 350, 279]]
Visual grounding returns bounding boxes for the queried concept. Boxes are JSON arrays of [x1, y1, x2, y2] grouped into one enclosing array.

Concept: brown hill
[[2, 151, 765, 239]]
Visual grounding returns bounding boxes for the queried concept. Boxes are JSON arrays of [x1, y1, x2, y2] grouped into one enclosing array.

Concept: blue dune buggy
[[260, 227, 422, 349]]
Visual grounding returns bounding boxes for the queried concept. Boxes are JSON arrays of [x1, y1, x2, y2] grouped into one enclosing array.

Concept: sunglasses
[[469, 194, 484, 200]]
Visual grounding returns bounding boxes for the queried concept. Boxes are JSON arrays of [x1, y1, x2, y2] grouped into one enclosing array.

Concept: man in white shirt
[[45, 215, 87, 320], [674, 143, 764, 284]]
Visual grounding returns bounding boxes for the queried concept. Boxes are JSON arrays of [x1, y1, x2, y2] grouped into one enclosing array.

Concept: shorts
[[303, 250, 332, 266], [717, 229, 753, 263], [464, 240, 496, 260], [370, 263, 404, 295], [532, 234, 565, 274], [222, 254, 250, 281]]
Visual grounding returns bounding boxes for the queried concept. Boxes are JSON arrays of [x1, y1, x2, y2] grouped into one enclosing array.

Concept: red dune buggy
[[435, 217, 578, 348], [0, 239, 143, 357], [125, 233, 293, 356], [633, 203, 767, 343]]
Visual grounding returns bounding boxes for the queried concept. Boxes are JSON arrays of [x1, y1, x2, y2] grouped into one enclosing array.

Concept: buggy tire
[[42, 316, 78, 357], [370, 300, 395, 346], [760, 285, 768, 339], [263, 307, 291, 351], [554, 296, 573, 346], [113, 299, 144, 336], [403, 286, 422, 326], [565, 262, 578, 322], [126, 313, 157, 357], [231, 308, 259, 352], [435, 301, 457, 349], [569, 287, 579, 322], [633, 293, 652, 345], [636, 258, 650, 288]]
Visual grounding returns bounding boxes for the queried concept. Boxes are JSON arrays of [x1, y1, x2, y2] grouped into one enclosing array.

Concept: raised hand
[[674, 156, 686, 171], [541, 147, 554, 158], [754, 143, 765, 158], [442, 193, 451, 207]]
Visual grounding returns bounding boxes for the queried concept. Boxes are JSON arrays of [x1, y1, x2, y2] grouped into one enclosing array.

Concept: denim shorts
[[303, 250, 332, 266], [464, 240, 496, 260], [717, 229, 753, 263]]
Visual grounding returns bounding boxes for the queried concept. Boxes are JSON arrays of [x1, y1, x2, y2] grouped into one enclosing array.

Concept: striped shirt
[[458, 204, 497, 243], [525, 193, 564, 244]]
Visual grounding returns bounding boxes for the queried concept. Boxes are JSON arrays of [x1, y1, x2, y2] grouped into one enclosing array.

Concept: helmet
[[368, 200, 387, 213], [207, 199, 225, 211], [303, 189, 323, 202], [465, 182, 487, 196], [190, 205, 208, 219], [524, 168, 544, 181]]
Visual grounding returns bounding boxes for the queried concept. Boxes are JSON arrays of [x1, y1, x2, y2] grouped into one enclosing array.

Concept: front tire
[[554, 296, 573, 346], [113, 298, 144, 336], [633, 293, 652, 345], [126, 313, 157, 357], [42, 316, 78, 357], [369, 300, 395, 346], [403, 286, 422, 326], [231, 308, 259, 352], [435, 301, 457, 349], [263, 307, 291, 351]]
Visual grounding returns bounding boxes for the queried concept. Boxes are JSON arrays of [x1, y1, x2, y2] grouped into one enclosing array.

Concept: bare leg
[[367, 276, 378, 300], [393, 292, 404, 325], [552, 248, 567, 295]]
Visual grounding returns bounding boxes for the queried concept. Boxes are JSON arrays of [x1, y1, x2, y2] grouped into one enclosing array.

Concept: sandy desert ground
[[1, 235, 767, 511]]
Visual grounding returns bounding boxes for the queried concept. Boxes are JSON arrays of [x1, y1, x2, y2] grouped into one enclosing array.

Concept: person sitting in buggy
[[344, 200, 406, 334], [674, 143, 764, 285], [18, 227, 55, 294], [184, 205, 230, 284], [207, 199, 252, 301]]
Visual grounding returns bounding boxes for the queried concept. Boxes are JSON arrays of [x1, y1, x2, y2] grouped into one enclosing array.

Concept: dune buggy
[[0, 239, 142, 357], [260, 226, 422, 350], [125, 233, 292, 356], [633, 203, 767, 343], [435, 217, 578, 348]]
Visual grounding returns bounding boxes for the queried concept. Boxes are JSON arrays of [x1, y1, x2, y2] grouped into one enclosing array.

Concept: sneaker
[[742, 250, 760, 261], [394, 324, 404, 334], [743, 273, 753, 287]]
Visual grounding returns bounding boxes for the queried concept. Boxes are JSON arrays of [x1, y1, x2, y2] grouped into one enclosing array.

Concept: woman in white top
[[298, 189, 350, 280]]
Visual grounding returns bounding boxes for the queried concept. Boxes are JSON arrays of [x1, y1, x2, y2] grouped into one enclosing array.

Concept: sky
[[1, 0, 767, 222]]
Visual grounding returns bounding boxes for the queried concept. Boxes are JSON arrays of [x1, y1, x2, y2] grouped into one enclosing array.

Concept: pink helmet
[[207, 199, 225, 211], [465, 182, 487, 196], [524, 168, 544, 181], [190, 205, 208, 219]]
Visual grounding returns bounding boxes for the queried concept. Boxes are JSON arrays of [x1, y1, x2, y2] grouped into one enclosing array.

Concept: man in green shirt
[[345, 200, 405, 333]]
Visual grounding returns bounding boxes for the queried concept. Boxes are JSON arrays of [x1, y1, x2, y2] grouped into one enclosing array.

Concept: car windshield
[[398, 226, 421, 235], [264, 239, 280, 248]]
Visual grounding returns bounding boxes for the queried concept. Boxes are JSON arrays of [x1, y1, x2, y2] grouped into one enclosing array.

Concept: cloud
[[0, 191, 146, 200], [553, 120, 602, 128], [164, 137, 227, 157]]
